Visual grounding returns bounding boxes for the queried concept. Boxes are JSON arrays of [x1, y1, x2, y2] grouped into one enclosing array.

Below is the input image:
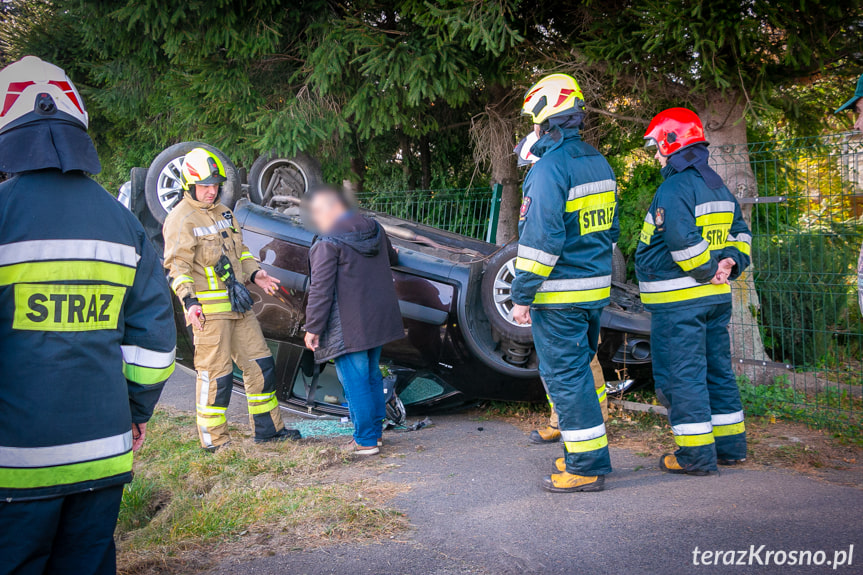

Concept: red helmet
[[644, 108, 707, 156]]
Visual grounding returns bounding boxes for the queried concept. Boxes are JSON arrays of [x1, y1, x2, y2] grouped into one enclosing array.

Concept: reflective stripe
[[0, 239, 138, 267], [0, 260, 136, 286], [674, 433, 715, 447], [248, 397, 278, 414], [672, 421, 713, 436], [196, 404, 227, 415], [0, 451, 133, 489], [566, 190, 615, 213], [196, 404, 227, 427], [538, 275, 612, 292], [565, 435, 608, 453], [204, 267, 218, 290], [202, 302, 233, 314], [644, 212, 655, 226], [727, 233, 752, 256], [567, 179, 616, 201], [0, 431, 132, 468], [711, 411, 744, 426], [695, 212, 734, 227], [172, 275, 194, 292], [639, 276, 730, 304], [121, 345, 175, 369], [247, 391, 276, 401], [561, 423, 606, 442], [596, 388, 607, 404], [515, 257, 553, 277], [124, 362, 175, 385], [239, 251, 254, 261], [517, 245, 559, 267], [197, 289, 229, 301], [639, 221, 656, 245], [694, 201, 735, 217], [533, 287, 610, 304], [713, 422, 745, 437], [670, 240, 709, 263], [193, 220, 232, 237]]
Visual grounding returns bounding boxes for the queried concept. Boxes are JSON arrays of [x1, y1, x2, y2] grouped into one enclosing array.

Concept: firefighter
[[0, 56, 176, 573], [511, 74, 619, 493], [163, 148, 301, 450], [515, 130, 610, 445], [635, 108, 751, 475]]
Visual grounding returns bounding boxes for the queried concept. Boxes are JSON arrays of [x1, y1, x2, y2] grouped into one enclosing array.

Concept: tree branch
[[585, 106, 649, 125]]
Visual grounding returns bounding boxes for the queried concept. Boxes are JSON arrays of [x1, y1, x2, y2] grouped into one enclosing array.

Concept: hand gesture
[[304, 332, 320, 351], [711, 258, 736, 285], [254, 269, 281, 295], [512, 303, 532, 326], [186, 304, 205, 331]]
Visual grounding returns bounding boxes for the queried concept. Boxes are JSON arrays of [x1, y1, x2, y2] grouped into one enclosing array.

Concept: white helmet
[[513, 131, 541, 167], [0, 56, 89, 134]]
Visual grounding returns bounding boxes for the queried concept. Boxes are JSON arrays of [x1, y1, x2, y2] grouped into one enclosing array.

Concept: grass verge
[[117, 408, 408, 574]]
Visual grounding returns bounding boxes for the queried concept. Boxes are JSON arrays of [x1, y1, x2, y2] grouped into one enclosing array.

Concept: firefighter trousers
[[532, 306, 612, 476], [651, 302, 747, 472], [546, 337, 608, 427], [193, 313, 284, 448]]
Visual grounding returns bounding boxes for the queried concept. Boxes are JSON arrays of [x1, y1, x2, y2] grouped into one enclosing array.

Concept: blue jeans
[[334, 347, 386, 447]]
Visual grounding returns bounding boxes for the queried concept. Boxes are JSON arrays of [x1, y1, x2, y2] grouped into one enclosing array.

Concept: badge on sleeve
[[655, 207, 665, 230], [520, 197, 532, 221]]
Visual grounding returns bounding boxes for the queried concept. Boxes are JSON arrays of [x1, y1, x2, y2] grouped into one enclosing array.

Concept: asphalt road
[[161, 370, 863, 575]]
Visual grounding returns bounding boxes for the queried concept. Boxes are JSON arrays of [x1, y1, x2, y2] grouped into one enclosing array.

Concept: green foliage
[[612, 156, 664, 279]]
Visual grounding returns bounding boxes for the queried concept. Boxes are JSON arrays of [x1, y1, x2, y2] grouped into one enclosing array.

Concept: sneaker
[[349, 441, 380, 456], [255, 428, 302, 444], [659, 454, 712, 476], [529, 426, 561, 444], [377, 437, 383, 447], [541, 472, 605, 493]]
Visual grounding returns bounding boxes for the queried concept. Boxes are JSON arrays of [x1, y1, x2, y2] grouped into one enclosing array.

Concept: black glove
[[215, 255, 254, 313]]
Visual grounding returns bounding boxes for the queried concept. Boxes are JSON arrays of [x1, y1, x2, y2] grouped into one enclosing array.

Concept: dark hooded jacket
[[306, 212, 403, 362]]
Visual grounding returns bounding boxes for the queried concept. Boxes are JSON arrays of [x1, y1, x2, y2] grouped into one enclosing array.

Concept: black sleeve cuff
[[182, 296, 200, 310], [250, 269, 260, 284]]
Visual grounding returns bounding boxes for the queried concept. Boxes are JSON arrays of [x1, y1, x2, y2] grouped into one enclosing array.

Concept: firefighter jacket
[[0, 170, 176, 501], [511, 124, 619, 308], [635, 144, 752, 312], [163, 195, 261, 319]]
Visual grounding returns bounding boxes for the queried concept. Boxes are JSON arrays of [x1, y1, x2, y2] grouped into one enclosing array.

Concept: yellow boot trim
[[661, 454, 684, 471], [555, 457, 566, 473], [536, 426, 561, 441], [550, 472, 601, 489]]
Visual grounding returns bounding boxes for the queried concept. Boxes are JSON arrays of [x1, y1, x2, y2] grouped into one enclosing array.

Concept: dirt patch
[[485, 403, 863, 488]]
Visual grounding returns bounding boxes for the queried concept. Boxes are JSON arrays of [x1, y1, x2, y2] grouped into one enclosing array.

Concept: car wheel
[[612, 244, 627, 284], [481, 243, 535, 345], [248, 152, 322, 208], [144, 142, 239, 224]]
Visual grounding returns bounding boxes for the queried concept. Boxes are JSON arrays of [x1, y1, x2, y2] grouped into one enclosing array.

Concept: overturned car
[[121, 143, 653, 417]]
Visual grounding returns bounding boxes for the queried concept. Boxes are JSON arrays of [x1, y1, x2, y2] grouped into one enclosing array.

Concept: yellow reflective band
[[202, 302, 233, 314], [197, 289, 229, 301], [713, 422, 745, 437], [0, 451, 132, 490], [240, 251, 254, 261], [596, 389, 607, 404], [248, 397, 278, 415], [640, 283, 730, 305], [564, 434, 608, 453], [674, 433, 715, 447], [515, 257, 553, 277], [639, 222, 656, 245], [566, 190, 615, 213], [124, 361, 175, 385], [695, 212, 734, 228], [13, 284, 126, 332], [247, 391, 275, 401], [196, 414, 226, 427], [676, 249, 711, 272], [533, 287, 610, 305], [0, 260, 136, 287], [204, 267, 218, 290], [727, 241, 751, 256], [172, 275, 194, 293]]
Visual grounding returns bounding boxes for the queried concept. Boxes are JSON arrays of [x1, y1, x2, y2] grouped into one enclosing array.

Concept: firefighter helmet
[[522, 74, 584, 125], [644, 108, 708, 156], [0, 56, 89, 134], [181, 147, 228, 191]]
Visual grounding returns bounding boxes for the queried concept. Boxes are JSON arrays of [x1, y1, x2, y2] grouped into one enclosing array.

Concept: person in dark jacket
[[636, 108, 751, 476], [303, 186, 403, 455], [0, 57, 176, 574]]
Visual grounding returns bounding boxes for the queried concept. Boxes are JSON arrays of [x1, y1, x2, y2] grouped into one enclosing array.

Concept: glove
[[215, 254, 254, 313]]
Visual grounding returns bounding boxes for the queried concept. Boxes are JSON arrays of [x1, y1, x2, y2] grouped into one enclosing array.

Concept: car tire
[[612, 244, 627, 284], [144, 142, 239, 224], [481, 243, 535, 345], [248, 152, 322, 207]]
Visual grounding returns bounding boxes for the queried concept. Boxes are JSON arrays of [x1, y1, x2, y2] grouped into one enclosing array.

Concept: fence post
[[486, 183, 503, 244]]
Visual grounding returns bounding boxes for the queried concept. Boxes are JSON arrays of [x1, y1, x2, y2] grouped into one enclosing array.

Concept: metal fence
[[711, 134, 863, 430], [355, 187, 498, 241]]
